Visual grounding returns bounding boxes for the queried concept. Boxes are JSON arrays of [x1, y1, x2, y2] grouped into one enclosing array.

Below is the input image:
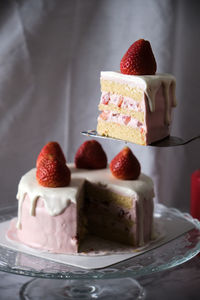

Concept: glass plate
[[0, 204, 199, 280]]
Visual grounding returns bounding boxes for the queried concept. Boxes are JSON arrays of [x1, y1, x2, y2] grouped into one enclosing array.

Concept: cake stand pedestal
[[0, 204, 200, 300], [20, 277, 144, 299]]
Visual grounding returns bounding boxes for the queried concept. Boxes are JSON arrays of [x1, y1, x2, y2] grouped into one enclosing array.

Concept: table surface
[[0, 254, 199, 300]]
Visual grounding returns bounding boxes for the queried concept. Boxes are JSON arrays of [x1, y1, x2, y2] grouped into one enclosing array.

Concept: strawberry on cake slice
[[97, 39, 177, 145], [8, 140, 154, 254]]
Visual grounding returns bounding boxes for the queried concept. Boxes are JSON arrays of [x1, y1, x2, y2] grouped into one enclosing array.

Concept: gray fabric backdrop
[[0, 0, 199, 211]]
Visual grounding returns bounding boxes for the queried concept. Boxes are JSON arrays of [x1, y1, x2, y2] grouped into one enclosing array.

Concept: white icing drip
[[30, 196, 38, 216], [101, 71, 176, 125], [16, 169, 85, 228], [16, 191, 25, 229]]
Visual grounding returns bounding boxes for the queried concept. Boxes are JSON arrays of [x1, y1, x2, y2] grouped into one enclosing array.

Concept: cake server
[[81, 130, 200, 147]]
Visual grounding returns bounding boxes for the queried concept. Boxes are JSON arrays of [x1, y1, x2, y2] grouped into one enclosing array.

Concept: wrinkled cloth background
[[0, 0, 199, 212]]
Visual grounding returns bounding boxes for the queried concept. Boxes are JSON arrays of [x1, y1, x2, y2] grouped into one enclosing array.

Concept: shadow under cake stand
[[0, 204, 199, 300]]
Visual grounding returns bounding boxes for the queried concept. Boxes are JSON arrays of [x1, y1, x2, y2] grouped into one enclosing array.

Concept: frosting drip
[[16, 169, 85, 228]]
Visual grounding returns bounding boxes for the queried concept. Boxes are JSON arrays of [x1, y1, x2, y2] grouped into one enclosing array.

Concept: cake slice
[[97, 71, 176, 145], [97, 39, 177, 145]]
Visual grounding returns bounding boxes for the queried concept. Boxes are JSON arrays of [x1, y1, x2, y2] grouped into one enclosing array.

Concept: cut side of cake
[[14, 164, 154, 254], [85, 180, 154, 246], [97, 71, 176, 145]]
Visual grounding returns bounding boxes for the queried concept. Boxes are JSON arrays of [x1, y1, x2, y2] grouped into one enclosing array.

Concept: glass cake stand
[[0, 204, 199, 300]]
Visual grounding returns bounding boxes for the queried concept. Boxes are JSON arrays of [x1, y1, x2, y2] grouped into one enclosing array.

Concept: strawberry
[[36, 157, 71, 187], [75, 140, 107, 169], [117, 96, 124, 108], [102, 94, 110, 105], [110, 147, 141, 180], [122, 116, 131, 125], [120, 39, 157, 75], [99, 111, 109, 121], [36, 141, 66, 168]]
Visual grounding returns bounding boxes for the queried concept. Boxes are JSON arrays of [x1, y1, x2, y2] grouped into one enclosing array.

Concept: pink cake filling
[[98, 111, 145, 130], [100, 92, 145, 111]]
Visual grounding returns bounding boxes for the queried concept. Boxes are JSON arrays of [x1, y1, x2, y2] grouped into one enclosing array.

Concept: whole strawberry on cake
[[97, 39, 177, 145], [8, 140, 154, 254]]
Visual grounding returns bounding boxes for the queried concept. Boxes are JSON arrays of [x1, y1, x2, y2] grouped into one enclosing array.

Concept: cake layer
[[97, 117, 170, 145], [97, 120, 146, 145], [101, 79, 144, 101], [14, 164, 154, 253]]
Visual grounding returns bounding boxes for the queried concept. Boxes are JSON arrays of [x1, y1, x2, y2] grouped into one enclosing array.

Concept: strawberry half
[[75, 140, 107, 169], [36, 141, 66, 168], [120, 39, 157, 75], [110, 147, 141, 180]]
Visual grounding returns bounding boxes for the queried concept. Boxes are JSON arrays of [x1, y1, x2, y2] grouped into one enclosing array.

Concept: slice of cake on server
[[97, 39, 177, 145]]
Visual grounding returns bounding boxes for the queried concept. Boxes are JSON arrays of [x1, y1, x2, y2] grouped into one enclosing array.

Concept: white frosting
[[16, 164, 154, 230], [101, 71, 177, 125]]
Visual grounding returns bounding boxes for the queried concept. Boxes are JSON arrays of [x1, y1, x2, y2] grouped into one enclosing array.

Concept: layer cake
[[15, 163, 154, 253]]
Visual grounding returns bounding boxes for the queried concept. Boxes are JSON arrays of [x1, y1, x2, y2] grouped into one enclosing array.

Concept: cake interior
[[82, 181, 137, 246], [77, 180, 154, 250]]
